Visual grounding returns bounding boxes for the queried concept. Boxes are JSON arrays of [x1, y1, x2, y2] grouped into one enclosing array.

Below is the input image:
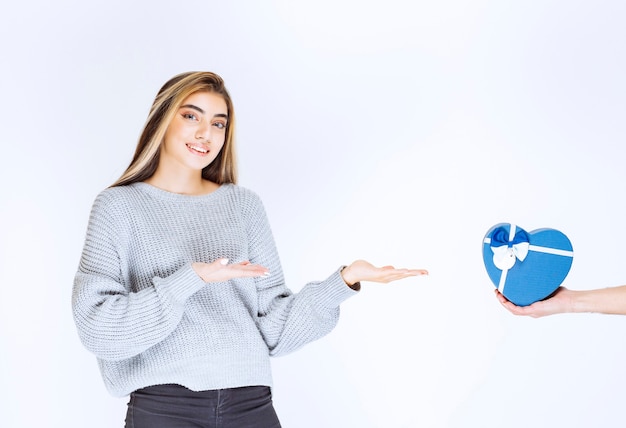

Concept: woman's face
[[160, 91, 228, 173]]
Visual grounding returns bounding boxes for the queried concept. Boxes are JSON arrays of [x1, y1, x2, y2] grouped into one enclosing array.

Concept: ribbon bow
[[490, 226, 530, 270]]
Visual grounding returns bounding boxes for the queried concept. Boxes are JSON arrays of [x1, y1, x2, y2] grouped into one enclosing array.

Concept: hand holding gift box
[[482, 223, 574, 307]]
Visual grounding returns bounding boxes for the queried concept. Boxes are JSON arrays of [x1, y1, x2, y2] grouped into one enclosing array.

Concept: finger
[[225, 260, 252, 267], [390, 268, 428, 275], [388, 269, 428, 278], [494, 290, 538, 316], [231, 263, 270, 276], [235, 270, 271, 278], [222, 267, 270, 279], [378, 272, 422, 283], [494, 289, 507, 303], [504, 300, 536, 316], [499, 299, 523, 314]]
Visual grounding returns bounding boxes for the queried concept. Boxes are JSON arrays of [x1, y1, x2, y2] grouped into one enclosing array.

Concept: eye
[[213, 121, 227, 130], [182, 112, 198, 121]]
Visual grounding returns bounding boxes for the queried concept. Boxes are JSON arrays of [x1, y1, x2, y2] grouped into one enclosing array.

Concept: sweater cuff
[[313, 267, 360, 309], [153, 263, 206, 306]]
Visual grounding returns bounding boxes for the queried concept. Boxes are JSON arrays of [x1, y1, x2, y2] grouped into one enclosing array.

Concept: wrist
[[340, 265, 361, 291], [191, 262, 208, 282], [567, 289, 594, 313]]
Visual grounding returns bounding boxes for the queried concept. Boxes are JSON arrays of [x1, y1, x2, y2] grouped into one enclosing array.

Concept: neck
[[145, 168, 216, 195]]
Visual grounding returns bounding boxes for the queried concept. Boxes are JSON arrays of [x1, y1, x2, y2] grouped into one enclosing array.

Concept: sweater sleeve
[[242, 191, 358, 357], [71, 192, 205, 361]]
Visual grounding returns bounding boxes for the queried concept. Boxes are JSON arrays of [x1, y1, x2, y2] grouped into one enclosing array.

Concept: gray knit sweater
[[72, 182, 357, 397]]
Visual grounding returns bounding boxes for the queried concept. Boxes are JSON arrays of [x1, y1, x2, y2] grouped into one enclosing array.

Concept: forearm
[[570, 285, 626, 315], [258, 268, 358, 357], [73, 264, 204, 360]]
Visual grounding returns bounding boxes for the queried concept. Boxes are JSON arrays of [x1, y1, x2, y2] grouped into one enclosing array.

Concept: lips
[[186, 143, 209, 155]]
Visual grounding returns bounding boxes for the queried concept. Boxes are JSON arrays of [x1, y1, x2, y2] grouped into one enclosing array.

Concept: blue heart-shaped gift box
[[482, 223, 574, 306]]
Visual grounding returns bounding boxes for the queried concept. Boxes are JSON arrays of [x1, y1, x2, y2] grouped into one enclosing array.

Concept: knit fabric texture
[[72, 182, 357, 397]]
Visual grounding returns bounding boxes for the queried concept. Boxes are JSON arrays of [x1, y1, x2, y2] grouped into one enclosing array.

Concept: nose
[[195, 121, 211, 141]]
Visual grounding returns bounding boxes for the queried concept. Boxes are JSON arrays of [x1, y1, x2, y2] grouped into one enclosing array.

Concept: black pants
[[124, 384, 282, 428]]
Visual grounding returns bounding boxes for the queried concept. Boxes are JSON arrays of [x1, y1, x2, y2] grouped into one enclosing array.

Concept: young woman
[[72, 71, 428, 427]]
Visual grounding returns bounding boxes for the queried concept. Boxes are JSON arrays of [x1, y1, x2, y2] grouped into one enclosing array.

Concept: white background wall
[[1, 1, 625, 427]]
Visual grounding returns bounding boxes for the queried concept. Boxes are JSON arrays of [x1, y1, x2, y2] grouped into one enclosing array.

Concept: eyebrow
[[180, 104, 228, 119]]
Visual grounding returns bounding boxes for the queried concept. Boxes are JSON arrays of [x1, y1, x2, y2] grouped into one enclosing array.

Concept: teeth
[[188, 144, 208, 153]]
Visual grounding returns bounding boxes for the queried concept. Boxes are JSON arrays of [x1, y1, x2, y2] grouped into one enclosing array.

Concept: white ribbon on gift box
[[483, 224, 574, 293]]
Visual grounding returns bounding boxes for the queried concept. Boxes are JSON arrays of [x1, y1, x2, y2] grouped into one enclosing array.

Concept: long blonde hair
[[111, 71, 237, 187]]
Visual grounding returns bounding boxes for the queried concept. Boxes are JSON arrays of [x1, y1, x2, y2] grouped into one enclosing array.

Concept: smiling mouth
[[186, 143, 209, 154]]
